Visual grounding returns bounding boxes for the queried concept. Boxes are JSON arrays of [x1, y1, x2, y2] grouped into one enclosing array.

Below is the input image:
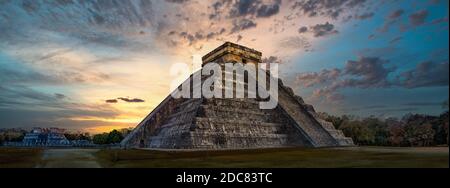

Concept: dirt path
[[36, 149, 101, 168]]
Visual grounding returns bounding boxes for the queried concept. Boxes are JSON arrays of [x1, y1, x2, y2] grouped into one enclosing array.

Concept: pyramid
[[121, 42, 353, 149]]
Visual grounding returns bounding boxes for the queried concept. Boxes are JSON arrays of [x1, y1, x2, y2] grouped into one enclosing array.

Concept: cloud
[[236, 34, 243, 42], [296, 57, 449, 103], [431, 17, 449, 25], [389, 36, 402, 44], [278, 36, 312, 51], [402, 101, 447, 106], [262, 56, 283, 64], [296, 68, 341, 87], [206, 28, 227, 40], [165, 0, 190, 3], [409, 10, 428, 26], [256, 2, 281, 17], [54, 93, 66, 100], [388, 9, 404, 19], [298, 26, 308, 33], [230, 18, 257, 33], [395, 61, 449, 88], [103, 97, 148, 104], [105, 99, 118, 103], [355, 12, 374, 20], [377, 9, 404, 33], [229, 0, 281, 18], [343, 57, 395, 88], [291, 0, 368, 20], [117, 97, 145, 103], [310, 22, 338, 37], [295, 57, 396, 101]]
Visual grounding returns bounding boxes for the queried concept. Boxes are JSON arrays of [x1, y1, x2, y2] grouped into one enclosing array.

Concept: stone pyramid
[[121, 42, 353, 149]]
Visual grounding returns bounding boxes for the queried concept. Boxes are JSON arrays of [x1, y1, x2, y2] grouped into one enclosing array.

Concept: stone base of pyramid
[[121, 80, 353, 149]]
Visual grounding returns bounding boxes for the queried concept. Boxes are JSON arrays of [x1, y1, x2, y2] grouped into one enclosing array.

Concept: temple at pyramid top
[[202, 42, 262, 65]]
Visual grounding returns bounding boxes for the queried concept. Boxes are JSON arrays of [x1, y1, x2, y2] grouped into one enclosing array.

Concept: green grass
[[95, 147, 449, 168], [0, 147, 447, 168], [0, 148, 43, 168]]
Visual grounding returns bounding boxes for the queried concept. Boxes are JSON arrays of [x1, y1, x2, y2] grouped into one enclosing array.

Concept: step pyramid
[[121, 42, 354, 149]]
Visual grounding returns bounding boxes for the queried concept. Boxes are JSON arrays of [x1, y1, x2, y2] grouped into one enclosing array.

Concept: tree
[[107, 130, 124, 144], [92, 130, 124, 145], [363, 117, 389, 146], [404, 123, 435, 146], [433, 111, 449, 145], [339, 120, 375, 145], [388, 124, 405, 146], [93, 133, 109, 145]]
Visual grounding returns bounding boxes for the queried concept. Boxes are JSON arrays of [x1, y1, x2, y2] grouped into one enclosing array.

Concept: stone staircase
[[146, 97, 308, 149]]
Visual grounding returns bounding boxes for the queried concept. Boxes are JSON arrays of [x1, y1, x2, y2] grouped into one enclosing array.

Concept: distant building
[[22, 128, 71, 147]]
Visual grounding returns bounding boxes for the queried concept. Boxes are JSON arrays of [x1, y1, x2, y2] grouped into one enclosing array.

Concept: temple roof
[[201, 42, 262, 64]]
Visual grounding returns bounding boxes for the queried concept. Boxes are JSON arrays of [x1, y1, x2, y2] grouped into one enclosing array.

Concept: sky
[[0, 0, 448, 133]]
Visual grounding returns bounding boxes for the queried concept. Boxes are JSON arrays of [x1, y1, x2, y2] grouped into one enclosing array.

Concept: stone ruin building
[[121, 42, 354, 149]]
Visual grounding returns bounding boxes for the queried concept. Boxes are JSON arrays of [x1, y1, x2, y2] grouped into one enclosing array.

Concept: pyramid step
[[195, 117, 283, 127], [203, 98, 260, 109], [277, 86, 338, 147], [199, 105, 282, 122], [173, 98, 202, 111], [167, 105, 198, 119]]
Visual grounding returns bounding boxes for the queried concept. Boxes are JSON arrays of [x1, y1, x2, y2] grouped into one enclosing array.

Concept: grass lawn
[[95, 147, 449, 168], [0, 148, 43, 168]]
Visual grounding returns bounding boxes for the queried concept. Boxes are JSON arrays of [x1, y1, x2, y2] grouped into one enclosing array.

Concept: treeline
[[91, 129, 132, 145], [320, 111, 449, 146]]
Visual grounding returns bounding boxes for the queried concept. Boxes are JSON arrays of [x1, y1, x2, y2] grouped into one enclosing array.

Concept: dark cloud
[[0, 105, 121, 130], [0, 84, 121, 130], [54, 93, 66, 100], [402, 101, 446, 106], [388, 9, 404, 19], [291, 0, 368, 20], [229, 0, 281, 18], [409, 10, 428, 26], [165, 0, 190, 3], [105, 99, 118, 103], [355, 12, 374, 20], [0, 0, 157, 52], [206, 28, 226, 40], [296, 57, 449, 102], [256, 2, 281, 17], [343, 57, 395, 88], [431, 17, 448, 25], [262, 56, 283, 64], [0, 85, 58, 102], [395, 61, 449, 88], [377, 9, 404, 33], [296, 57, 396, 100], [236, 34, 243, 42], [117, 97, 145, 103], [310, 22, 338, 37], [179, 31, 197, 45], [298, 26, 308, 33], [296, 68, 341, 87], [389, 36, 402, 44], [104, 97, 145, 103], [230, 18, 257, 33]]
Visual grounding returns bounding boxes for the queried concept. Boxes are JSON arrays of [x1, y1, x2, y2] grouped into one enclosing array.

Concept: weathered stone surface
[[121, 42, 353, 149]]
